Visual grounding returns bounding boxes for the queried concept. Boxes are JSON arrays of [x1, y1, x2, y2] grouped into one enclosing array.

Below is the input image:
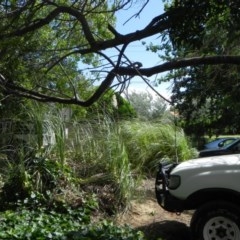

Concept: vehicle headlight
[[168, 175, 181, 189]]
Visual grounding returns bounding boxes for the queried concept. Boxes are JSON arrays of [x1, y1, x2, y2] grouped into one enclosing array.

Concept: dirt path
[[116, 179, 192, 240]]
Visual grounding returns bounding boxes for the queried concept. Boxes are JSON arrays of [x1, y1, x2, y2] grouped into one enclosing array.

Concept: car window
[[225, 139, 240, 148], [221, 139, 236, 147]]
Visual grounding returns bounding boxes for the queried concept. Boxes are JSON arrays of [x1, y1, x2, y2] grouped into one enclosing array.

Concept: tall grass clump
[[68, 116, 138, 211], [120, 120, 197, 174], [28, 103, 68, 166]]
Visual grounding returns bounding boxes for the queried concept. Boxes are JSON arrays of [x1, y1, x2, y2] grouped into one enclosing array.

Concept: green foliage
[[1, 163, 31, 202], [86, 91, 136, 120], [68, 116, 196, 209], [0, 155, 69, 205], [0, 196, 89, 240], [65, 221, 145, 240], [0, 194, 144, 240], [115, 93, 137, 119], [106, 129, 136, 207], [0, 99, 194, 240], [0, 1, 117, 107], [69, 117, 137, 211], [0, 95, 26, 119], [120, 121, 197, 173], [161, 1, 240, 135]]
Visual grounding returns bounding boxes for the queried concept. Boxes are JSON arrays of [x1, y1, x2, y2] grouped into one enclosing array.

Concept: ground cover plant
[[0, 199, 145, 239]]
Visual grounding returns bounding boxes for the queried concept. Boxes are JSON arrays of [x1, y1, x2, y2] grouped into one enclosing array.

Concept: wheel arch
[[184, 188, 240, 210]]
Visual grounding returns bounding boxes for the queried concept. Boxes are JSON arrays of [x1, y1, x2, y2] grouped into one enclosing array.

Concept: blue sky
[[114, 0, 172, 101]]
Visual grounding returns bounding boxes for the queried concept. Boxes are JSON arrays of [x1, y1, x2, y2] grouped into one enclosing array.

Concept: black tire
[[190, 201, 240, 240]]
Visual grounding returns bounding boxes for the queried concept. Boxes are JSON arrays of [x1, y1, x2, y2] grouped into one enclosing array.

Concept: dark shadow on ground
[[137, 220, 191, 240]]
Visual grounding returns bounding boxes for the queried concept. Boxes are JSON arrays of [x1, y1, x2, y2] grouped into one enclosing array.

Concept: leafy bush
[[0, 154, 72, 205]]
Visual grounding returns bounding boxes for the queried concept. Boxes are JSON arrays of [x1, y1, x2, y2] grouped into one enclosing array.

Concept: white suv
[[155, 154, 240, 240]]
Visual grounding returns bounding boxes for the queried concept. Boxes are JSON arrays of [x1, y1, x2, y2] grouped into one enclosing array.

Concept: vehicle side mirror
[[218, 142, 224, 148]]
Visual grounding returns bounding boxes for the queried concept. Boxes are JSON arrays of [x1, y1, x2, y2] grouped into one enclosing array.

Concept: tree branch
[[1, 55, 240, 107], [116, 56, 240, 77], [0, 5, 96, 47], [0, 68, 116, 107]]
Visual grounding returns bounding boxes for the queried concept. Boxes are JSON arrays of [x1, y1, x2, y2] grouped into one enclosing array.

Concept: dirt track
[[116, 179, 192, 240]]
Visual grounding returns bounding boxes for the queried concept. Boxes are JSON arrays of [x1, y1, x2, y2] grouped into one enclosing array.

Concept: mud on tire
[[190, 201, 240, 240]]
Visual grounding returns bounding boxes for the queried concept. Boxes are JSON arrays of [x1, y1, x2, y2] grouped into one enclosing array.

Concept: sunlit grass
[[120, 121, 197, 174]]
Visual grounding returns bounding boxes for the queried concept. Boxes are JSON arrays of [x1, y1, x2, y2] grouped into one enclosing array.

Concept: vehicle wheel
[[190, 201, 240, 240]]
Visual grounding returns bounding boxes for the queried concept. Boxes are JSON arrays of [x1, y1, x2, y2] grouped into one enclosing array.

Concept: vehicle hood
[[171, 154, 240, 174], [169, 154, 240, 200]]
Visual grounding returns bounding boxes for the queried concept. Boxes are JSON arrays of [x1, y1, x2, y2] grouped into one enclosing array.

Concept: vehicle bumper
[[155, 162, 185, 212]]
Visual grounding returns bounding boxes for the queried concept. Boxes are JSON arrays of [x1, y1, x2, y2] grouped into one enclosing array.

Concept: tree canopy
[[0, 0, 240, 133], [162, 0, 240, 135]]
